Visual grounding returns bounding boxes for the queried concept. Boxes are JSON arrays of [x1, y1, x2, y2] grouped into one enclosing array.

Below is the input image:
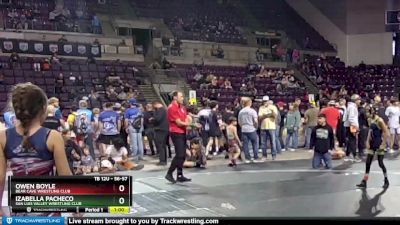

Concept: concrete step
[[98, 15, 116, 37], [140, 90, 156, 92], [138, 85, 161, 104]]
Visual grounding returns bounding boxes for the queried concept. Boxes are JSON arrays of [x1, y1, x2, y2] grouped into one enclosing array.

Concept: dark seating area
[[244, 0, 335, 52], [0, 56, 146, 118], [131, 0, 334, 50], [301, 55, 399, 100], [131, 0, 247, 44], [2, 0, 101, 33]]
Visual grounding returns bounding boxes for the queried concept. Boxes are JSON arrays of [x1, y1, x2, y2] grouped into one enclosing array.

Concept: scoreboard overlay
[[8, 176, 132, 213]]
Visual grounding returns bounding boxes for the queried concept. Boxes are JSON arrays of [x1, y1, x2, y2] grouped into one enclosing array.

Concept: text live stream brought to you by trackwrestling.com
[[2, 217, 400, 225], [1, 217, 220, 225]]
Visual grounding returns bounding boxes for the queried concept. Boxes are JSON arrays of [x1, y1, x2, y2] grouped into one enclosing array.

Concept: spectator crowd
[[1, 51, 399, 178]]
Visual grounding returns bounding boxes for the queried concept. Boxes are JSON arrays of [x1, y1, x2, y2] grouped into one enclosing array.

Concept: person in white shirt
[[343, 94, 361, 162], [198, 103, 212, 150], [385, 99, 400, 152], [105, 138, 144, 171]]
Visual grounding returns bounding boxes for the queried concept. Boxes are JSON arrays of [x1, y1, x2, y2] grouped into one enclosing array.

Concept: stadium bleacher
[[0, 56, 146, 116], [2, 0, 100, 33]]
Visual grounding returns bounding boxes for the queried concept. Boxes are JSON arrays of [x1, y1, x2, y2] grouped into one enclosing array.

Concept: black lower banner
[[0, 38, 101, 57], [66, 217, 400, 225]]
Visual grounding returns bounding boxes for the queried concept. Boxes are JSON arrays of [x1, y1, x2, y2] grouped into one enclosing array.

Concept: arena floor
[[101, 152, 400, 218]]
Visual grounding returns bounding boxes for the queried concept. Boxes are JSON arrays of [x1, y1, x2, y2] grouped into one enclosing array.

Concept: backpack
[[74, 111, 90, 135], [130, 113, 142, 130]]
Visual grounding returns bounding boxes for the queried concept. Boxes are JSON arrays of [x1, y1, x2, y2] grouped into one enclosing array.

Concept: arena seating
[[2, 0, 99, 33], [244, 0, 335, 52], [177, 65, 308, 110], [131, 0, 247, 44], [301, 56, 398, 99], [131, 0, 333, 50], [0, 56, 146, 117]]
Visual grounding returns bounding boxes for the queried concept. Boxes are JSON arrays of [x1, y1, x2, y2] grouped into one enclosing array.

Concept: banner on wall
[[189, 90, 197, 105], [308, 94, 315, 104], [0, 39, 101, 57]]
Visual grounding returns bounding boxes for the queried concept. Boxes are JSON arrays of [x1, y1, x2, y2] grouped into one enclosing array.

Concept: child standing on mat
[[226, 117, 242, 167]]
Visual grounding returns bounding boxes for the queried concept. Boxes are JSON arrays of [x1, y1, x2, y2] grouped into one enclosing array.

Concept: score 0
[[117, 186, 126, 205], [114, 195, 128, 205], [114, 184, 127, 193]]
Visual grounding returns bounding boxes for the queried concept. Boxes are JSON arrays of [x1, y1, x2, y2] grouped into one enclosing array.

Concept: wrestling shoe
[[383, 178, 389, 189], [356, 180, 367, 188]]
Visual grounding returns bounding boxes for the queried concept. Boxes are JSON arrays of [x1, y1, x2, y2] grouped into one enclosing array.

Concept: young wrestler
[[357, 106, 390, 189], [183, 139, 207, 168], [226, 117, 242, 167]]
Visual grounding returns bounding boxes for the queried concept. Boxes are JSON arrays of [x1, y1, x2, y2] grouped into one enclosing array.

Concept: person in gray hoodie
[[285, 103, 301, 151], [343, 94, 361, 162]]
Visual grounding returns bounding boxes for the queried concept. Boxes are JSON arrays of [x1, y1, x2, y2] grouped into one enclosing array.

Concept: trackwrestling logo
[[2, 217, 64, 225]]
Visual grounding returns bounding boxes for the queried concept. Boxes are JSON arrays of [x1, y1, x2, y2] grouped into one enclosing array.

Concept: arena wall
[[287, 0, 393, 66]]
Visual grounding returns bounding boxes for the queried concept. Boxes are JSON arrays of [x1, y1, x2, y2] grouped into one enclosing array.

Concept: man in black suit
[[152, 100, 169, 165]]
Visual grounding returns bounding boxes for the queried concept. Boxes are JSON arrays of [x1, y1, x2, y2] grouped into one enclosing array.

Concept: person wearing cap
[[97, 102, 121, 156], [143, 103, 156, 156], [124, 98, 144, 161], [343, 94, 361, 162], [258, 96, 278, 160], [310, 114, 334, 169], [303, 102, 319, 149], [76, 100, 95, 159], [320, 100, 340, 133], [114, 102, 122, 110]]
